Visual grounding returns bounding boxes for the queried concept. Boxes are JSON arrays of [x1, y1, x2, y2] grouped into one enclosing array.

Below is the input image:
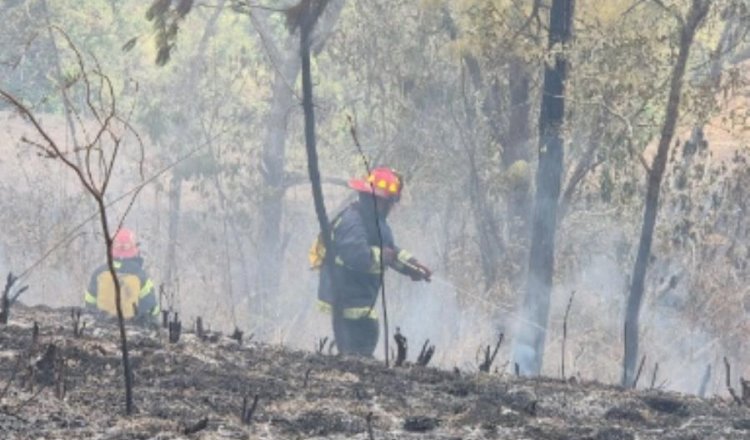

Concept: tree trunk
[[164, 172, 182, 293], [253, 0, 345, 316], [512, 0, 574, 376], [622, 0, 710, 388], [256, 38, 301, 318], [503, 58, 532, 168]]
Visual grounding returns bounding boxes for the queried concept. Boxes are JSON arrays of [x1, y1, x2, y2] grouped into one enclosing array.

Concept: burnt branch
[[231, 327, 244, 344], [394, 328, 407, 367], [317, 336, 329, 354], [561, 290, 575, 379], [479, 332, 504, 373], [0, 272, 27, 325], [70, 308, 86, 338], [54, 356, 66, 400], [741, 378, 750, 405], [196, 316, 205, 340], [366, 412, 375, 440], [724, 357, 742, 405], [632, 355, 647, 389], [416, 339, 435, 367], [169, 313, 182, 344], [650, 362, 660, 390], [241, 394, 259, 425]]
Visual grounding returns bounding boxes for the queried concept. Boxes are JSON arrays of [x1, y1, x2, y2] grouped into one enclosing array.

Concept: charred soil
[[0, 305, 749, 439]]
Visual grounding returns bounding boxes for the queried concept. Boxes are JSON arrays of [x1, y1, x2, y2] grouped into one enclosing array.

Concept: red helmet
[[112, 228, 139, 259], [348, 167, 403, 200]]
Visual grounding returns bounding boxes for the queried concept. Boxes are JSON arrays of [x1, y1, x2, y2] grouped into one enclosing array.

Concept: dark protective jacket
[[317, 201, 413, 315], [84, 257, 159, 320]]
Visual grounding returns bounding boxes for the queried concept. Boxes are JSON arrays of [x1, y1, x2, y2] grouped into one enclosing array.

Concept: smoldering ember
[[1, 1, 750, 439]]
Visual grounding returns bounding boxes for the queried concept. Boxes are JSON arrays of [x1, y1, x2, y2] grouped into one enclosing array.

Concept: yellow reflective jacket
[[84, 258, 159, 319]]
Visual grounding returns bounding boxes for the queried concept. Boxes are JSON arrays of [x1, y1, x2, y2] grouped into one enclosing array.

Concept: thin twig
[[561, 290, 575, 379]]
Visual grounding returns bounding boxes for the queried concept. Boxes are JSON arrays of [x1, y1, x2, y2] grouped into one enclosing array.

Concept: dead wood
[[0, 272, 28, 325], [241, 394, 259, 425], [366, 411, 375, 440], [561, 291, 575, 379], [479, 332, 504, 373], [394, 328, 407, 367], [632, 355, 646, 389], [196, 317, 204, 339], [317, 336, 329, 354], [169, 313, 182, 344], [231, 327, 244, 344], [740, 378, 750, 405], [650, 362, 659, 390], [724, 357, 742, 405], [183, 417, 209, 435], [70, 308, 86, 338], [416, 339, 435, 367]]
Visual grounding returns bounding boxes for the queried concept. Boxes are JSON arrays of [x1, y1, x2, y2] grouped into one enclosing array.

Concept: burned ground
[[0, 305, 749, 439]]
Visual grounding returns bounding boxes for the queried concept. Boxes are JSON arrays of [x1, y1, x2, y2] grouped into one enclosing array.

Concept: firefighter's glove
[[406, 258, 432, 282], [382, 247, 398, 265]]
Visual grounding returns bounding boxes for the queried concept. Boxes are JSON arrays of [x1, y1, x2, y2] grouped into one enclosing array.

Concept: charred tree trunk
[[512, 0, 574, 376], [621, 0, 710, 388]]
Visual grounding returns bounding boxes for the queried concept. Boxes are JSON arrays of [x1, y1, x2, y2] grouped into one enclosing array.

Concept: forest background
[[2, 0, 750, 397]]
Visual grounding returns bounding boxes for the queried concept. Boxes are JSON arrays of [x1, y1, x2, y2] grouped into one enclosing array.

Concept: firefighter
[[84, 228, 160, 324], [314, 167, 432, 357]]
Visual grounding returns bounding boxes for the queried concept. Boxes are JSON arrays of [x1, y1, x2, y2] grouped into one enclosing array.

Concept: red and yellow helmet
[[348, 167, 403, 201], [112, 228, 139, 259]]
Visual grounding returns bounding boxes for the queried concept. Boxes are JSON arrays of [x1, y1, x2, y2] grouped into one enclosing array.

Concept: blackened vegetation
[[230, 327, 244, 344], [403, 415, 440, 432], [416, 339, 435, 367], [240, 394, 259, 425], [1, 306, 750, 438], [195, 316, 204, 339], [70, 308, 85, 338], [168, 312, 182, 344], [315, 337, 335, 355], [723, 357, 750, 406], [394, 328, 407, 367], [479, 332, 504, 373], [0, 272, 28, 325], [182, 417, 208, 435], [317, 336, 329, 354]]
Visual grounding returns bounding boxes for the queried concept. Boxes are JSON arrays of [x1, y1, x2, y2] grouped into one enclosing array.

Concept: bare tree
[[512, 0, 575, 376], [621, 0, 711, 388], [0, 29, 145, 414]]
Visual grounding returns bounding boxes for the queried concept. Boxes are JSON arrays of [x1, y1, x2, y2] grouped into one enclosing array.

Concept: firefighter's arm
[[135, 277, 160, 319], [84, 274, 98, 310], [335, 214, 386, 274], [390, 248, 432, 282]]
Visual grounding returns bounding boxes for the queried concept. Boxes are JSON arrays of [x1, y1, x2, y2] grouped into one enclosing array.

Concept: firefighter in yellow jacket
[[84, 228, 160, 322]]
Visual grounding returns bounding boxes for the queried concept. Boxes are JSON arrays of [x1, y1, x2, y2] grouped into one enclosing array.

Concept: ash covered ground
[[1, 305, 749, 439]]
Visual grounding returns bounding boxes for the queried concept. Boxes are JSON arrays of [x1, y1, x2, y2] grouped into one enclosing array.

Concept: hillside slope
[[1, 305, 749, 439]]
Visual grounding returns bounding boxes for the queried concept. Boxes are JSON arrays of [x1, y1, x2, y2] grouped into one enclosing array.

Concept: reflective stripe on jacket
[[317, 201, 405, 312]]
